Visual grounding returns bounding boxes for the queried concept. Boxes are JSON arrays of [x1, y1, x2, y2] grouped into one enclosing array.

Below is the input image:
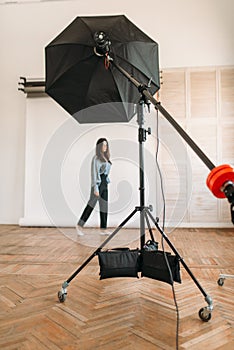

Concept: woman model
[[77, 138, 112, 235]]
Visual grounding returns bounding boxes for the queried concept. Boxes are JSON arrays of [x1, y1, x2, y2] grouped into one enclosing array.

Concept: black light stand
[[58, 94, 155, 296], [58, 59, 216, 321]]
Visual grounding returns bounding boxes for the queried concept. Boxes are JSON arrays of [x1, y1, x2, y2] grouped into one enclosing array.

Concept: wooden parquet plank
[[180, 324, 232, 349], [22, 334, 53, 350]]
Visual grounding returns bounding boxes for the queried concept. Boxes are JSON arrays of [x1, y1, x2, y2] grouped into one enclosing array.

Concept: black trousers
[[78, 174, 108, 229]]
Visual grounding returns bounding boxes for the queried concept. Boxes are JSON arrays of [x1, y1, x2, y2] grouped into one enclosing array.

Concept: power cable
[[155, 109, 180, 350]]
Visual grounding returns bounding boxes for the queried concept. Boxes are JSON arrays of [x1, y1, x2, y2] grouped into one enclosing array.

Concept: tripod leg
[[145, 208, 213, 321], [144, 209, 156, 241], [58, 207, 139, 302]]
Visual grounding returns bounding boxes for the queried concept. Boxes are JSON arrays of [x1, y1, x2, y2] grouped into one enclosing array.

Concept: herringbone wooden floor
[[0, 225, 233, 349]]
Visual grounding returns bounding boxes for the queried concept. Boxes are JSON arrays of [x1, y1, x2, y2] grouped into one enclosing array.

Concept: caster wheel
[[217, 278, 224, 286], [199, 307, 212, 322], [58, 290, 67, 303]]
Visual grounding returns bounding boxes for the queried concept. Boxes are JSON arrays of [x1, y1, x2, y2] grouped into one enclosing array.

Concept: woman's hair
[[96, 138, 111, 163]]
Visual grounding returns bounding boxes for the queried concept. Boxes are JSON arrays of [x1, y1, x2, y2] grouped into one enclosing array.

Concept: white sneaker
[[99, 230, 111, 236], [76, 225, 84, 236]]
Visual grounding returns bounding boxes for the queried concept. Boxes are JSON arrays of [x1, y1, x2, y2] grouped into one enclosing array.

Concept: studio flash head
[[93, 31, 111, 56]]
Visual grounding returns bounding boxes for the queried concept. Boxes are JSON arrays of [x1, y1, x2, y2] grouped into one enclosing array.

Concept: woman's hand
[[94, 191, 99, 197]]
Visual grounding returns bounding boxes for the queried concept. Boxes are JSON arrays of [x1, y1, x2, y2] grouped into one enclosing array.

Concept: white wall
[[0, 0, 234, 225]]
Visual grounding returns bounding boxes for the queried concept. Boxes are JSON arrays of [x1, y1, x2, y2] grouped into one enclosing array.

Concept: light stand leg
[[145, 208, 213, 321], [144, 207, 156, 242], [58, 207, 139, 302]]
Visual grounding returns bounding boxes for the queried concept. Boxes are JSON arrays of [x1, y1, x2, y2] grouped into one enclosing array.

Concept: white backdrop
[[19, 96, 159, 227]]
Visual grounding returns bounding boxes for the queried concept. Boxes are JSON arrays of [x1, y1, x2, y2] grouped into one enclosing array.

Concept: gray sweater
[[91, 155, 111, 193]]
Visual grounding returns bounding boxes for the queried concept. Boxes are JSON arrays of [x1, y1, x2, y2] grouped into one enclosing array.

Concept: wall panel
[[159, 66, 234, 226]]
